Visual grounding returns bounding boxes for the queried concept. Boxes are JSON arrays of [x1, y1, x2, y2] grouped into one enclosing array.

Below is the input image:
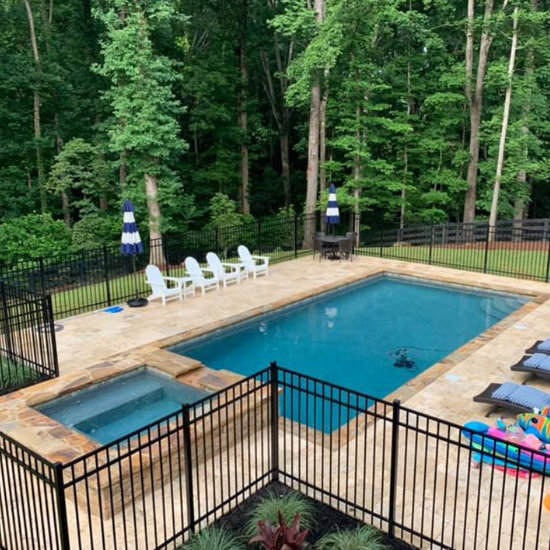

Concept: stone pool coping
[[1, 262, 547, 464]]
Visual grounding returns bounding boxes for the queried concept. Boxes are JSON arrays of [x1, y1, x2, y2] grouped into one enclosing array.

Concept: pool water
[[36, 368, 208, 445], [172, 276, 527, 430]]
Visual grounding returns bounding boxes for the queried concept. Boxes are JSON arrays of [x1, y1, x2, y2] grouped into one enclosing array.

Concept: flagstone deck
[[53, 255, 550, 426], [3, 255, 550, 550]]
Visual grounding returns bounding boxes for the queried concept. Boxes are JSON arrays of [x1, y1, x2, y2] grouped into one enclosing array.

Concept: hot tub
[[35, 367, 209, 445]]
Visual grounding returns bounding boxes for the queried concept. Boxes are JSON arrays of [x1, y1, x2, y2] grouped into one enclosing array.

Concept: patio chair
[[184, 257, 220, 295], [341, 232, 356, 261], [145, 265, 193, 306], [237, 245, 269, 279], [206, 252, 244, 288], [525, 339, 550, 355], [511, 353, 550, 380], [313, 231, 325, 259], [473, 381, 550, 414]]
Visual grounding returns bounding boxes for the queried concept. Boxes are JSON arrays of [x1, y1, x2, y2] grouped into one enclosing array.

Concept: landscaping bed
[[183, 481, 418, 549]]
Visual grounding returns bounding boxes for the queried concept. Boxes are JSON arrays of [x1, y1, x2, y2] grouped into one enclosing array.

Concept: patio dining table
[[315, 235, 353, 261]]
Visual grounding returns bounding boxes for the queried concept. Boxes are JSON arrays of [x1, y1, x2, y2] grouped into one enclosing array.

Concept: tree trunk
[[319, 73, 329, 196], [145, 173, 166, 266], [238, 1, 250, 215], [280, 133, 291, 206], [488, 6, 518, 233], [463, 0, 496, 223], [514, 0, 537, 223], [23, 0, 47, 213], [304, 0, 325, 247], [400, 58, 412, 231]]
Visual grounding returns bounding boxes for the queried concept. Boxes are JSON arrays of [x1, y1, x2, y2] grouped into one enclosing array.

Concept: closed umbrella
[[121, 199, 147, 307], [325, 183, 340, 233]]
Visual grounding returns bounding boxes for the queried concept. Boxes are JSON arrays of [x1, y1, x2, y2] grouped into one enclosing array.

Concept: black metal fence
[[0, 281, 58, 395], [356, 217, 550, 282], [0, 214, 319, 320], [1, 214, 550, 322], [1, 364, 548, 550]]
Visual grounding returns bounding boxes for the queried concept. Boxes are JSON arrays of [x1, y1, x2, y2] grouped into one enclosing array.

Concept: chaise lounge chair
[[237, 245, 269, 279], [206, 252, 244, 288], [473, 381, 550, 414], [511, 353, 550, 380], [184, 257, 220, 295], [145, 265, 194, 306], [525, 339, 550, 355]]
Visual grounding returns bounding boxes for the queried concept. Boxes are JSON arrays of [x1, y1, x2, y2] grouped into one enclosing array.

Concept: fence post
[[215, 228, 220, 254], [270, 361, 279, 481], [39, 257, 46, 295], [294, 215, 298, 258], [0, 283, 15, 362], [388, 399, 401, 539], [47, 294, 59, 377], [545, 231, 550, 283], [103, 245, 112, 306], [53, 462, 71, 550], [483, 226, 490, 274], [379, 227, 384, 258], [182, 404, 196, 533], [257, 220, 262, 254], [428, 225, 434, 265]]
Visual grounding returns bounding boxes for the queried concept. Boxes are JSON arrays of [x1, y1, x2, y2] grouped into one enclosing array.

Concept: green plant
[[181, 527, 245, 550], [249, 511, 310, 550], [245, 492, 315, 538], [0, 359, 41, 393], [0, 214, 72, 267], [317, 526, 389, 550]]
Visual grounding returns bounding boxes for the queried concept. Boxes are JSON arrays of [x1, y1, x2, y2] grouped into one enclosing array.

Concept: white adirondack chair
[[184, 257, 220, 295], [237, 245, 269, 279], [206, 252, 244, 288], [145, 265, 192, 306]]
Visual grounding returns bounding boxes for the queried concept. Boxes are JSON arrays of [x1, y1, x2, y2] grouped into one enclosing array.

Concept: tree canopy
[[0, 0, 549, 253]]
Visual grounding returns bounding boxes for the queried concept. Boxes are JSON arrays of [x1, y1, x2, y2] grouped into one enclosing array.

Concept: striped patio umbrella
[[121, 199, 144, 256], [325, 183, 340, 227], [121, 199, 147, 307]]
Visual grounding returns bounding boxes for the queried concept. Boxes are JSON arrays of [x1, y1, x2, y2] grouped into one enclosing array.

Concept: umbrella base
[[127, 298, 148, 308]]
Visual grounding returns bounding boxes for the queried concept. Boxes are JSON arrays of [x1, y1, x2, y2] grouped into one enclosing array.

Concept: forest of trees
[[0, 0, 549, 258]]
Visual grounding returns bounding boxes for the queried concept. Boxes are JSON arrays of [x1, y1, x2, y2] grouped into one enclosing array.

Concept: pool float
[[462, 421, 550, 476], [516, 407, 550, 444]]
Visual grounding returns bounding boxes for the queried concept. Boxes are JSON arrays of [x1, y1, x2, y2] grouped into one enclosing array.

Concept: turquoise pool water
[[172, 276, 527, 430], [36, 368, 208, 445]]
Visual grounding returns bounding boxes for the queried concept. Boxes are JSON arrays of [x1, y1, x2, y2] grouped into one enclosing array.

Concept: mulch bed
[[214, 481, 418, 549]]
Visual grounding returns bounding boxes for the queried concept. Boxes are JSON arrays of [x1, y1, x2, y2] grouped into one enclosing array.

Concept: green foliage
[[1, 0, 550, 247], [0, 358, 42, 394], [209, 193, 246, 228], [71, 213, 120, 250], [245, 492, 315, 538], [0, 214, 72, 266], [47, 139, 112, 216], [180, 527, 245, 550], [317, 526, 389, 550], [249, 512, 310, 550]]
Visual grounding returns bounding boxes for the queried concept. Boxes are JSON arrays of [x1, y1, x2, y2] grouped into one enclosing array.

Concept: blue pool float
[[462, 421, 550, 475]]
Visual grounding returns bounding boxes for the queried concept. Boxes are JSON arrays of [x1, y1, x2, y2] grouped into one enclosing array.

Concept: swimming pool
[[35, 368, 209, 445], [172, 275, 527, 403]]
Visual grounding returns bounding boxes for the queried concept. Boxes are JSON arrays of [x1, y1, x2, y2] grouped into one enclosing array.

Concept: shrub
[[249, 511, 310, 550], [0, 213, 72, 266], [72, 213, 120, 250], [317, 526, 389, 550], [0, 359, 41, 393], [245, 492, 315, 538], [181, 527, 245, 550]]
